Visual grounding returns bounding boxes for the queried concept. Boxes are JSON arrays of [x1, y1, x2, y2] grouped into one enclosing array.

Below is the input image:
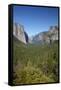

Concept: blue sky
[[13, 5, 58, 37]]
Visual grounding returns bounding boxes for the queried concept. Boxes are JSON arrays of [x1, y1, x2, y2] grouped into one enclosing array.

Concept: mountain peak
[[32, 26, 59, 44], [13, 23, 29, 44], [13, 23, 59, 45]]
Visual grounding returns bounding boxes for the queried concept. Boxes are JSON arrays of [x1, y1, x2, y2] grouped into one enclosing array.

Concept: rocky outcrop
[[48, 26, 58, 41], [32, 26, 59, 44], [13, 23, 29, 44], [13, 23, 59, 44]]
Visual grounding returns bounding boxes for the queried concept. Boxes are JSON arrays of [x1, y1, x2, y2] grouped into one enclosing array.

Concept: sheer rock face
[[13, 23, 29, 44], [32, 26, 59, 44], [48, 26, 58, 41], [13, 24, 59, 44]]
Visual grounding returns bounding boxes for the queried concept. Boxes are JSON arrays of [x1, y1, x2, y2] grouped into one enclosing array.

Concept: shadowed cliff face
[[13, 23, 29, 44], [24, 32, 29, 43]]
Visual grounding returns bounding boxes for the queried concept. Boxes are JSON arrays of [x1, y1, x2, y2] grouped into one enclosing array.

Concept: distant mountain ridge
[[32, 26, 59, 44], [13, 23, 59, 44]]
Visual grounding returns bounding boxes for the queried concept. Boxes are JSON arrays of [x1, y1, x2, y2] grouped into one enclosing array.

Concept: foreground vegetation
[[13, 37, 59, 85]]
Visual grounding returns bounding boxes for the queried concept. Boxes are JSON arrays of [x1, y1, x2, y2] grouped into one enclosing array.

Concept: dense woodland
[[13, 37, 59, 85]]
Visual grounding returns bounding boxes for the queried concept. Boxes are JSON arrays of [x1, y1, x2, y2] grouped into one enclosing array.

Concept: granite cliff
[[32, 26, 59, 44], [13, 23, 29, 44], [13, 23, 59, 44]]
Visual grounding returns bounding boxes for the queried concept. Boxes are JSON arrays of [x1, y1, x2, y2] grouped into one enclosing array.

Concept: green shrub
[[13, 39, 59, 85]]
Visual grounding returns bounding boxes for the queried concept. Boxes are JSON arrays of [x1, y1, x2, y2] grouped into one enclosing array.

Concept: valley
[[13, 36, 59, 85]]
